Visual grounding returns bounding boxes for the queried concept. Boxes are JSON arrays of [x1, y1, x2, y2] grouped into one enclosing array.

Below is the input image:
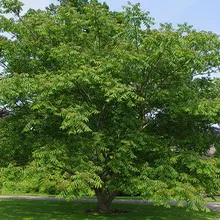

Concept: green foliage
[[0, 0, 23, 15], [0, 163, 68, 195], [0, 0, 220, 211]]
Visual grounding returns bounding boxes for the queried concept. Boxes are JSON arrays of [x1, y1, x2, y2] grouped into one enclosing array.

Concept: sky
[[101, 0, 220, 34], [20, 0, 220, 34]]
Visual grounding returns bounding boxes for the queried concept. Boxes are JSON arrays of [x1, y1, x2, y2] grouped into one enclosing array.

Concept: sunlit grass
[[0, 199, 220, 219]]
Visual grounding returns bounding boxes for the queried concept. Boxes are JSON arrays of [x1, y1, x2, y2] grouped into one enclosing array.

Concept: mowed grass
[[0, 199, 220, 220]]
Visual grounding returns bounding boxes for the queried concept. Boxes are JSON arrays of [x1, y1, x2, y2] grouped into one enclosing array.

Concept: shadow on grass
[[0, 199, 220, 220]]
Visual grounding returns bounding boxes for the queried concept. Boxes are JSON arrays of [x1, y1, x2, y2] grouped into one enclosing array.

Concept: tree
[[0, 0, 220, 212]]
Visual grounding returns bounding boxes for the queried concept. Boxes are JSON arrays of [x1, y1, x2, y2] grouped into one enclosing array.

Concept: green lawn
[[0, 199, 220, 220], [205, 197, 220, 203]]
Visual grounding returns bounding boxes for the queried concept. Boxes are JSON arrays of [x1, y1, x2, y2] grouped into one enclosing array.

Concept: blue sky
[[21, 0, 220, 34], [100, 0, 220, 34]]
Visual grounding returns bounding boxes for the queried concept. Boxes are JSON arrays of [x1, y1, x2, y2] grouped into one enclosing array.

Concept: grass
[[0, 199, 220, 220], [205, 197, 220, 203]]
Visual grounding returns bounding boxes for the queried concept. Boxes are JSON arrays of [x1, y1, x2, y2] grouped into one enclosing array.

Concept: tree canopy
[[0, 0, 220, 212]]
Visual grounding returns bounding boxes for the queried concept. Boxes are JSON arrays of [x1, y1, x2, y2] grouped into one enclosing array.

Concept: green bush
[[0, 163, 67, 195]]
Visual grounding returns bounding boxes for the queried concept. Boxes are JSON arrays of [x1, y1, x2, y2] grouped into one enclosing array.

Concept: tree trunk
[[95, 189, 118, 212]]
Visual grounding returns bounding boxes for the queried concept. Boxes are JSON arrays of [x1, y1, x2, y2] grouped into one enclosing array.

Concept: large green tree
[[0, 0, 220, 211]]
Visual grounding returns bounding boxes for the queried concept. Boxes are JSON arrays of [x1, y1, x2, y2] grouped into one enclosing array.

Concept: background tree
[[0, 0, 220, 212]]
